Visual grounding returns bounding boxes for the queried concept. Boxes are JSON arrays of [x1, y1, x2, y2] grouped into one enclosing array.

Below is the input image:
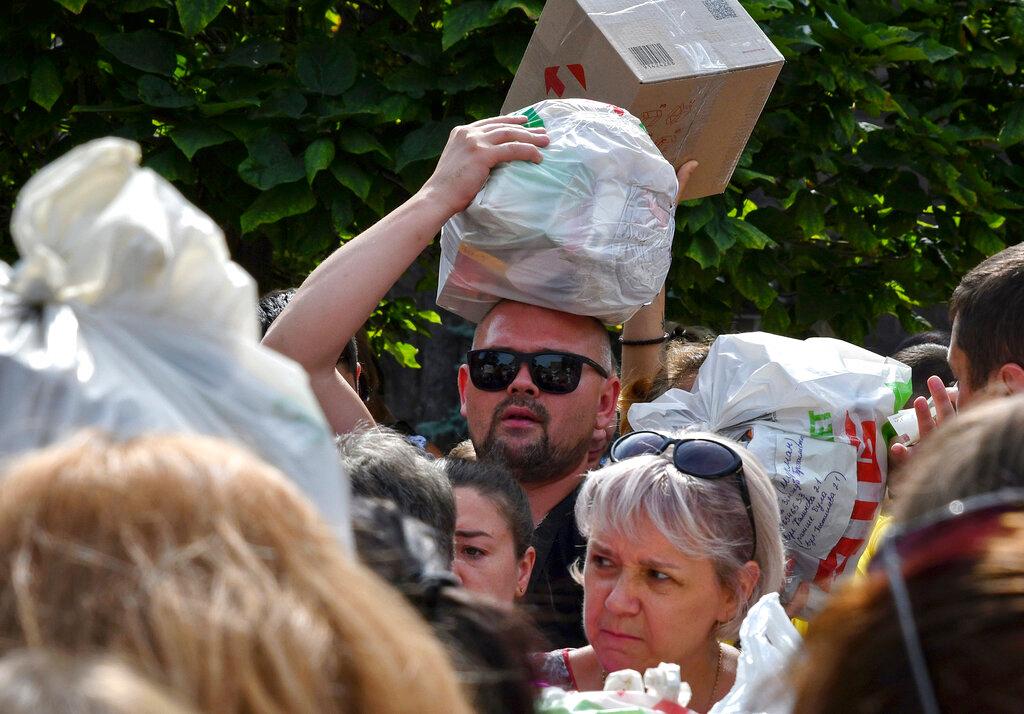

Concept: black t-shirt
[[522, 483, 588, 648]]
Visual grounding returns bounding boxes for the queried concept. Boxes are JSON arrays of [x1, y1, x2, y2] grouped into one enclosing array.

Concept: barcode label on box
[[703, 0, 736, 20], [627, 43, 675, 69]]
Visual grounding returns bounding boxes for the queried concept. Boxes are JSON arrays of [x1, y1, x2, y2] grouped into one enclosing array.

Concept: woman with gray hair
[[538, 430, 785, 713]]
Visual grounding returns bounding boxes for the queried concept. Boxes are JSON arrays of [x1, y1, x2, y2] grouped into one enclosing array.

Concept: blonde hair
[[576, 432, 784, 639], [0, 432, 471, 714], [0, 649, 197, 714]]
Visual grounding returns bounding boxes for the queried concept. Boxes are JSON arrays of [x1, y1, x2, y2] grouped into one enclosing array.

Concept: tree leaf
[[122, 0, 164, 10], [394, 118, 463, 172], [491, 0, 543, 20], [384, 64, 437, 99], [254, 90, 306, 119], [29, 57, 62, 111], [176, 0, 229, 36], [731, 264, 777, 309], [221, 39, 282, 68], [330, 160, 372, 200], [998, 102, 1024, 148], [199, 98, 260, 116], [493, 33, 529, 74], [54, 0, 89, 13], [861, 25, 919, 50], [170, 124, 233, 160], [684, 234, 720, 269], [762, 301, 791, 333], [339, 127, 390, 159], [725, 217, 776, 249], [330, 192, 354, 233], [679, 199, 715, 234], [886, 39, 957, 63], [706, 217, 736, 253], [240, 182, 316, 234], [137, 75, 194, 108], [442, 1, 495, 51], [296, 38, 356, 95], [836, 209, 876, 253], [0, 58, 29, 85], [304, 138, 335, 185], [99, 31, 177, 76], [792, 192, 827, 237], [145, 148, 196, 184], [386, 0, 419, 24], [384, 340, 421, 368], [238, 135, 305, 190]]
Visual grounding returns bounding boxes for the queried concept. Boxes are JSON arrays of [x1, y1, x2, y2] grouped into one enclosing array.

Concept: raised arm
[[618, 161, 700, 389], [263, 116, 549, 434]]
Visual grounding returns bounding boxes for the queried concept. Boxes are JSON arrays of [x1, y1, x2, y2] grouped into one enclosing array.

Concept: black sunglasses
[[868, 488, 1024, 714], [466, 349, 610, 395], [609, 431, 757, 562]]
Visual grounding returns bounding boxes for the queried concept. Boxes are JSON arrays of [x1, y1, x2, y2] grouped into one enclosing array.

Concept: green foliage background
[[2, 0, 1023, 361]]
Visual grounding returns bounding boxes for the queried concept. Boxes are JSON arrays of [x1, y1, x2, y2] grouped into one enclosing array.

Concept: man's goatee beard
[[479, 395, 589, 485]]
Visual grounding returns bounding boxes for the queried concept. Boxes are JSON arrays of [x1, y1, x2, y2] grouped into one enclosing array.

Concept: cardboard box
[[502, 0, 784, 200]]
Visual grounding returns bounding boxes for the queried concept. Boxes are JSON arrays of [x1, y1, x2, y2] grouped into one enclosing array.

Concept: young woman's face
[[452, 487, 534, 604], [583, 514, 738, 674]]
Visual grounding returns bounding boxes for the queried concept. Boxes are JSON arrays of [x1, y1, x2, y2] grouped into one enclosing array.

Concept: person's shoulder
[[533, 648, 575, 689]]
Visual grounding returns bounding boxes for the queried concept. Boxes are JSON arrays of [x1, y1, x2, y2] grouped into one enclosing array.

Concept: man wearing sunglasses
[[263, 113, 696, 647], [458, 299, 620, 647]]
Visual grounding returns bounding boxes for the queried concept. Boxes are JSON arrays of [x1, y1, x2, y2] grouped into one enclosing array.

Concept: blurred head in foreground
[[0, 431, 470, 714], [0, 648, 197, 714], [791, 398, 1024, 713]]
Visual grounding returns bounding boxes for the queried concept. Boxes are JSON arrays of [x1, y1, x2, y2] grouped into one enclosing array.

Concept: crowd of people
[[1, 112, 1023, 713]]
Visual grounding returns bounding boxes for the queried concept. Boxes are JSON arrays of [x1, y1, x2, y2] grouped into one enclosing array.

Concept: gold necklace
[[705, 642, 724, 712]]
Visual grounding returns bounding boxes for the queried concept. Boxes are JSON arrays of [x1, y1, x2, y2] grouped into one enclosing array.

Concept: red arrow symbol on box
[[567, 63, 587, 89], [544, 66, 565, 97]]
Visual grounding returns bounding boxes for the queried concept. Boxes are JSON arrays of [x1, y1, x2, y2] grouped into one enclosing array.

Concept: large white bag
[[628, 332, 911, 613], [710, 594, 801, 714], [437, 98, 678, 325], [0, 138, 350, 544]]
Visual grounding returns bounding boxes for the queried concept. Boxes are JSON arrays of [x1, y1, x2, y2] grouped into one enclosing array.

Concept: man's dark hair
[[338, 427, 455, 562], [893, 329, 951, 352], [257, 288, 358, 375], [891, 343, 955, 401], [443, 458, 534, 558], [949, 243, 1024, 388]]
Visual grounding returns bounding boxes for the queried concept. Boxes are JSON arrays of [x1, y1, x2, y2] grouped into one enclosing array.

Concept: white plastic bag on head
[[437, 98, 678, 325], [709, 594, 801, 714], [0, 138, 350, 546], [628, 332, 911, 614]]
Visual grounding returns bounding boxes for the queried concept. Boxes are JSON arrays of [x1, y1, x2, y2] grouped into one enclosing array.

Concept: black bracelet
[[618, 332, 670, 346]]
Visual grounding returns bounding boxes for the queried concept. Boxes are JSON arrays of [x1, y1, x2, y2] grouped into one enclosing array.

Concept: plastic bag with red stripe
[[627, 332, 911, 616]]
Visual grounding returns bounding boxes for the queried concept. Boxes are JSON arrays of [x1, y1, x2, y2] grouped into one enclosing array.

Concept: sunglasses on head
[[868, 488, 1024, 714], [466, 349, 610, 395], [610, 431, 758, 562]]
